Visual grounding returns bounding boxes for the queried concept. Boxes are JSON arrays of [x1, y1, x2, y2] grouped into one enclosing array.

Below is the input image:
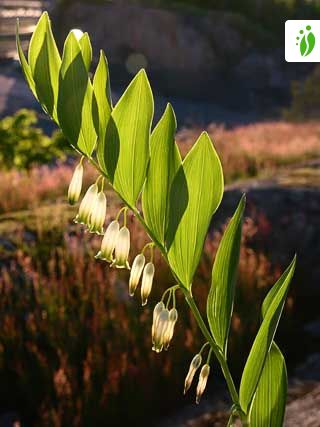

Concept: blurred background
[[0, 1, 319, 426]]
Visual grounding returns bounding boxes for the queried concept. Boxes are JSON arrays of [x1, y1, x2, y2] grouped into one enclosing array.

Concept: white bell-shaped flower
[[163, 307, 178, 350], [141, 262, 155, 306], [74, 183, 98, 225], [112, 226, 130, 269], [152, 308, 169, 353], [152, 301, 165, 346], [129, 254, 145, 296], [95, 220, 120, 262], [184, 353, 202, 394], [89, 191, 107, 235], [196, 364, 210, 404], [68, 162, 83, 205]]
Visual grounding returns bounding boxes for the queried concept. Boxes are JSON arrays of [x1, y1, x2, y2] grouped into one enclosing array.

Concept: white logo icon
[[285, 20, 320, 62]]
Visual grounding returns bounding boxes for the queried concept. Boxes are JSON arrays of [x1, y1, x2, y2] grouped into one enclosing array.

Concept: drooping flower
[[88, 191, 107, 234], [152, 308, 169, 353], [68, 161, 83, 205], [196, 364, 210, 404], [129, 254, 145, 296], [184, 353, 202, 394], [95, 220, 120, 262], [163, 308, 178, 350], [74, 183, 98, 225], [141, 262, 155, 306], [112, 226, 130, 269], [152, 301, 165, 346]]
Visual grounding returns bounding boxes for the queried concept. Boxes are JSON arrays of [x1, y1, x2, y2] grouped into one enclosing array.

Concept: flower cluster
[[151, 287, 179, 353], [70, 163, 107, 235], [129, 244, 156, 305], [184, 344, 212, 404]]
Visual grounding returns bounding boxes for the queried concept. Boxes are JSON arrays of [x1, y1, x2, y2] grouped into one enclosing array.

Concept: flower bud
[[112, 226, 130, 269], [89, 191, 107, 234], [152, 308, 169, 353], [129, 254, 145, 296], [152, 301, 165, 345], [95, 220, 120, 262], [74, 183, 98, 225], [184, 354, 202, 394], [68, 162, 83, 205], [196, 364, 210, 404], [163, 308, 178, 350], [141, 262, 155, 306]]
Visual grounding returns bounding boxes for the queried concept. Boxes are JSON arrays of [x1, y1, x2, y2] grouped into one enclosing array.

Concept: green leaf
[[79, 32, 92, 71], [93, 50, 113, 154], [250, 342, 287, 427], [249, 269, 289, 427], [239, 256, 296, 414], [98, 69, 154, 206], [16, 19, 37, 100], [142, 103, 181, 245], [166, 132, 224, 289], [57, 31, 97, 156], [207, 195, 245, 355], [28, 12, 61, 121]]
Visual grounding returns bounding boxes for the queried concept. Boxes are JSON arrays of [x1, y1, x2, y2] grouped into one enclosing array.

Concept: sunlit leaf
[[16, 19, 37, 100], [142, 103, 181, 245], [239, 256, 296, 414], [249, 342, 287, 426], [166, 132, 224, 289], [207, 195, 245, 354], [28, 12, 61, 121], [57, 31, 97, 155], [79, 32, 92, 71], [94, 50, 112, 160], [98, 69, 154, 206], [249, 264, 289, 426]]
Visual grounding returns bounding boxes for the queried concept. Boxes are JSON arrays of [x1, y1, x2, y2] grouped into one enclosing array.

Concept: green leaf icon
[[299, 26, 315, 57]]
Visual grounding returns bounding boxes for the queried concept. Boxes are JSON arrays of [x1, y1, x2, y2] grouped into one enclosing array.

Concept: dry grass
[[177, 121, 320, 182], [0, 161, 97, 214]]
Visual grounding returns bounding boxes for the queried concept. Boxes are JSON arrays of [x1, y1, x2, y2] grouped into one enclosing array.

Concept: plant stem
[[183, 291, 239, 405]]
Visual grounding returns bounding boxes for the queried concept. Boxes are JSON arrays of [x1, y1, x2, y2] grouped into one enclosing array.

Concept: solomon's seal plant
[[16, 12, 296, 426]]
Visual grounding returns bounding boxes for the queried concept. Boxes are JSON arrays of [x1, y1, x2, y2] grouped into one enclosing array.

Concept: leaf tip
[[238, 193, 246, 214], [165, 102, 177, 127]]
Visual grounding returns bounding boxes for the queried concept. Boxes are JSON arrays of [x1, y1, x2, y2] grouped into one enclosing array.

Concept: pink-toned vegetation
[[178, 121, 320, 181]]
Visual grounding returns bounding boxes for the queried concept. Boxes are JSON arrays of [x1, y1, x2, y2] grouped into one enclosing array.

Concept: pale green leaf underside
[[239, 256, 296, 413], [16, 20, 37, 100], [207, 195, 245, 355], [94, 50, 113, 166], [57, 31, 97, 155], [28, 12, 61, 122], [166, 132, 224, 289], [99, 69, 154, 206], [142, 103, 181, 245], [250, 343, 287, 426]]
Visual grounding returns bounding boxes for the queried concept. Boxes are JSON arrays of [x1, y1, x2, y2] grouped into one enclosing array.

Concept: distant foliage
[[0, 109, 71, 170], [284, 65, 320, 121]]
